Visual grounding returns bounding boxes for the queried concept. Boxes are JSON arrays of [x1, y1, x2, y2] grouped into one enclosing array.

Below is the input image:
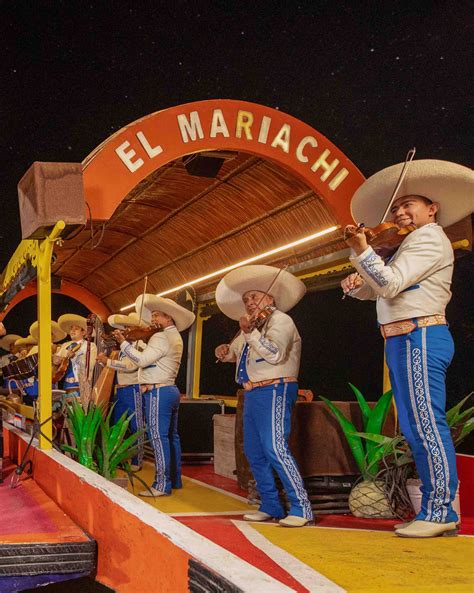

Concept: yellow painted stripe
[[253, 524, 474, 592], [128, 464, 249, 514]]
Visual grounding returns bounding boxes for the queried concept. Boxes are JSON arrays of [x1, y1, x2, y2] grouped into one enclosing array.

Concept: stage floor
[[0, 460, 96, 592], [130, 461, 474, 593]]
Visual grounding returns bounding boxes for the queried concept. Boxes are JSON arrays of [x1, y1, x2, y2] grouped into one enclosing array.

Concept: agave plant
[[320, 383, 394, 479], [62, 400, 147, 484], [62, 399, 103, 470], [95, 406, 146, 480]]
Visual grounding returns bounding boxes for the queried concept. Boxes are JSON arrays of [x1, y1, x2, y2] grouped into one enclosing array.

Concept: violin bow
[[137, 275, 148, 327], [379, 147, 416, 223], [343, 147, 416, 300], [216, 265, 288, 362]]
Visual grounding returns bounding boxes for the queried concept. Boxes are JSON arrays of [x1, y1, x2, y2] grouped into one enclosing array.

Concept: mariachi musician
[[97, 312, 146, 469], [110, 294, 195, 497], [55, 314, 97, 399], [215, 264, 313, 528], [341, 159, 473, 538]]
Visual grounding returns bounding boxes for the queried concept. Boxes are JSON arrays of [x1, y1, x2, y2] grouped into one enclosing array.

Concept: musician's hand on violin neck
[[215, 344, 230, 360], [344, 224, 368, 255], [112, 330, 126, 344]]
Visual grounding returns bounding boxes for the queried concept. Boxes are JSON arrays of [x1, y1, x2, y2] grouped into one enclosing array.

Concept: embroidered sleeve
[[107, 356, 137, 372], [244, 312, 295, 364], [349, 227, 448, 299], [121, 333, 168, 367]]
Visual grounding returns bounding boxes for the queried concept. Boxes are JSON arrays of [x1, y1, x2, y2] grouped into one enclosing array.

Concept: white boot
[[279, 515, 312, 528], [243, 511, 273, 522], [395, 520, 459, 538], [138, 487, 168, 497]]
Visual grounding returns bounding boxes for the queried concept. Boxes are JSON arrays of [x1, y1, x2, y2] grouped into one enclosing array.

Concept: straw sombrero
[[30, 320, 67, 343], [215, 265, 306, 321], [57, 314, 88, 335], [134, 294, 195, 332], [14, 335, 37, 349], [351, 159, 474, 228], [0, 334, 22, 351], [108, 312, 148, 329]]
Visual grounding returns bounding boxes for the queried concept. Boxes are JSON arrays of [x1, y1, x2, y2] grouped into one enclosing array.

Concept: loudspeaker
[[51, 275, 62, 290], [183, 154, 225, 178], [18, 162, 87, 240]]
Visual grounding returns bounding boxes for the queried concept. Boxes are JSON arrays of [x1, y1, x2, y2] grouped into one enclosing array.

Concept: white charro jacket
[[222, 309, 301, 383], [349, 223, 454, 325], [56, 339, 97, 383], [120, 326, 183, 385], [106, 340, 145, 386]]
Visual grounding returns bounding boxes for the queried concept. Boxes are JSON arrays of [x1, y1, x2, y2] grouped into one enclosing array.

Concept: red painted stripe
[[178, 515, 310, 593]]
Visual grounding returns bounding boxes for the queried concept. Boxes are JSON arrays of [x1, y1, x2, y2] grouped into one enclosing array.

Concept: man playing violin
[[97, 312, 146, 469], [215, 264, 313, 527], [341, 159, 474, 538], [110, 295, 195, 497]]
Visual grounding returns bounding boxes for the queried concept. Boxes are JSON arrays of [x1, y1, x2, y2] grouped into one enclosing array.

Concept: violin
[[105, 324, 163, 345], [249, 305, 276, 331], [344, 221, 417, 258], [344, 147, 418, 258]]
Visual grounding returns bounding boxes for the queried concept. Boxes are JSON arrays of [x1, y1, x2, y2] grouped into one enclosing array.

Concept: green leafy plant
[[61, 400, 147, 483], [95, 406, 145, 480], [320, 383, 394, 479], [62, 399, 103, 470], [355, 390, 474, 473], [447, 392, 474, 447]]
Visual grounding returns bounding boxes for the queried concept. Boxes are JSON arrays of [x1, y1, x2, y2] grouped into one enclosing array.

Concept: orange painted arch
[[0, 279, 110, 322], [83, 99, 364, 226]]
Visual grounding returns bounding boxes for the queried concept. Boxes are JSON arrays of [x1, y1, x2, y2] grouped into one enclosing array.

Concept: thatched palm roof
[[52, 151, 346, 312]]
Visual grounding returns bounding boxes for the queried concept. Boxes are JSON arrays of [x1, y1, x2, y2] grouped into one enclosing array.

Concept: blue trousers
[[112, 384, 144, 467], [243, 382, 313, 520], [386, 325, 458, 523], [143, 385, 182, 494]]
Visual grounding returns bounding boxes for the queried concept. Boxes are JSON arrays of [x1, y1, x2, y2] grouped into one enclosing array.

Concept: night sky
[[1, 3, 473, 411], [3, 2, 472, 266]]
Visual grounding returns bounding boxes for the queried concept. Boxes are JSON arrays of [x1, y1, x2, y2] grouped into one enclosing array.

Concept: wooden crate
[[213, 414, 236, 480]]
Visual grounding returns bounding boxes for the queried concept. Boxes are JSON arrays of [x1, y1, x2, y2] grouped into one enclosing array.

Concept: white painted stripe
[[170, 511, 248, 517], [183, 475, 250, 503], [233, 520, 346, 593], [5, 424, 294, 593]]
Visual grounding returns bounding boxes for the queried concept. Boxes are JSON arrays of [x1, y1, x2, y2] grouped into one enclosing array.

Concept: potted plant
[[61, 399, 148, 490], [320, 384, 409, 519], [392, 392, 473, 518], [326, 388, 474, 520]]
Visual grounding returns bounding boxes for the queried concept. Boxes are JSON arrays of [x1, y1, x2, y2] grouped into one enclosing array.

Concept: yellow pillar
[[37, 221, 65, 449], [190, 304, 211, 398]]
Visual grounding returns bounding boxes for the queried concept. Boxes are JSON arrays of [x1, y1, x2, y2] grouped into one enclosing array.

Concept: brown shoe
[[395, 520, 459, 538]]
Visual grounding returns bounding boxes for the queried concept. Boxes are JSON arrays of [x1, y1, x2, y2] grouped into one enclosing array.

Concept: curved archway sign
[[0, 280, 110, 322], [83, 99, 364, 226]]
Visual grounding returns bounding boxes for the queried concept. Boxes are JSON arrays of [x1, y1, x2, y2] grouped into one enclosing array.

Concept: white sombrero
[[215, 265, 306, 321], [0, 334, 22, 351], [30, 320, 67, 343], [134, 294, 196, 332], [15, 335, 37, 348], [57, 314, 88, 335], [108, 312, 148, 329], [351, 159, 474, 228]]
